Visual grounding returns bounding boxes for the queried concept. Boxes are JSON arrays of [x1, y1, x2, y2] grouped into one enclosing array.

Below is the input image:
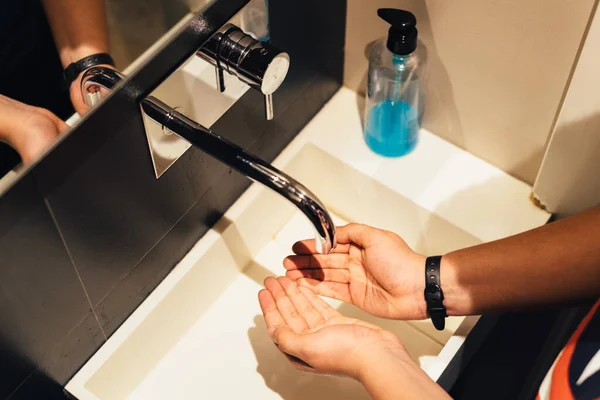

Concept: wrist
[[357, 342, 452, 400], [416, 253, 463, 321], [356, 340, 411, 383], [412, 254, 428, 320], [439, 252, 466, 316]]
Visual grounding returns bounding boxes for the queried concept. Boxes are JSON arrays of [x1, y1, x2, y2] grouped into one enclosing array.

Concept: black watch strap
[[425, 255, 447, 331], [63, 53, 115, 90]]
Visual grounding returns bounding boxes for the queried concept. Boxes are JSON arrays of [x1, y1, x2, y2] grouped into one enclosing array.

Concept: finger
[[292, 239, 351, 255], [264, 277, 309, 333], [296, 278, 352, 303], [35, 108, 69, 133], [335, 223, 379, 247], [258, 289, 285, 332], [286, 268, 349, 284], [278, 276, 324, 328], [283, 254, 349, 270], [298, 286, 341, 320]]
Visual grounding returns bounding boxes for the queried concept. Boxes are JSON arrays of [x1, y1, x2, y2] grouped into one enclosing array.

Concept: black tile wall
[[38, 109, 214, 306], [7, 369, 73, 400], [0, 175, 104, 399], [96, 187, 224, 336], [0, 0, 346, 397], [269, 0, 347, 107]]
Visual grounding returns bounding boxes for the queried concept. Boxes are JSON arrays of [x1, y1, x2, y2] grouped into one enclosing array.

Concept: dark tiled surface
[[0, 340, 35, 400], [269, 0, 347, 106], [38, 313, 106, 384], [7, 369, 70, 400], [97, 188, 223, 337], [212, 168, 252, 210], [0, 175, 95, 398], [39, 109, 223, 306], [6, 314, 104, 399], [213, 89, 273, 150]]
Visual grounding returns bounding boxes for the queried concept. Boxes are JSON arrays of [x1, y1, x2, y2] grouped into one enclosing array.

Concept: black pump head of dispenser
[[378, 8, 418, 55]]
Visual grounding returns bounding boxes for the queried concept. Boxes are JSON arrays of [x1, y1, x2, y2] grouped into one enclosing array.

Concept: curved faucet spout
[[81, 67, 337, 253], [141, 97, 336, 254]]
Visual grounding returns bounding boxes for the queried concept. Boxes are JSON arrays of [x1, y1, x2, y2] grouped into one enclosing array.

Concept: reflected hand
[[284, 223, 427, 320], [0, 95, 68, 164], [259, 276, 408, 379]]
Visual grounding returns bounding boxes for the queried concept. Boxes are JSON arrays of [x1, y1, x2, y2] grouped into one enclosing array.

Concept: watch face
[[261, 52, 290, 95]]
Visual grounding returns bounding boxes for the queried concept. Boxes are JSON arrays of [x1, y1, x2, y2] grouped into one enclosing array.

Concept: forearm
[[41, 0, 110, 67], [442, 205, 600, 316], [359, 351, 450, 400]]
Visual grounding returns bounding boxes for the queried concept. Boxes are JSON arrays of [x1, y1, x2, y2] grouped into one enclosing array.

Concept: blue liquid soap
[[364, 9, 422, 158], [364, 100, 419, 157]]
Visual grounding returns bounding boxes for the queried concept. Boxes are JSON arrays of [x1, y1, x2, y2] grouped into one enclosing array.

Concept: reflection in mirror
[[0, 0, 217, 183]]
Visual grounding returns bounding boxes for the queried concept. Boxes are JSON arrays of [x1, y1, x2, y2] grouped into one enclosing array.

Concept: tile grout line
[[92, 186, 208, 307], [44, 198, 108, 341], [5, 369, 35, 400]]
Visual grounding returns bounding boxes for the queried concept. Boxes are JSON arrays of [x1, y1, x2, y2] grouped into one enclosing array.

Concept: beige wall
[[533, 3, 600, 216], [345, 0, 596, 184]]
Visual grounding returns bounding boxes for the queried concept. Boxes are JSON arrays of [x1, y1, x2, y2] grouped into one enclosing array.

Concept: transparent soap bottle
[[364, 9, 422, 157]]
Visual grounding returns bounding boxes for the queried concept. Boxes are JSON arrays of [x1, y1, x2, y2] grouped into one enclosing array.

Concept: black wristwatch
[[424, 255, 447, 331], [63, 53, 115, 90]]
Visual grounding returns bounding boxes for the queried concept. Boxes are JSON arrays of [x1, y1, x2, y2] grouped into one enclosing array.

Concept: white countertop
[[285, 88, 550, 241]]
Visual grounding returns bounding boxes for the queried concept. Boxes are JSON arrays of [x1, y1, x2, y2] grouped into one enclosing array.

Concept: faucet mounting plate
[[140, 105, 192, 178]]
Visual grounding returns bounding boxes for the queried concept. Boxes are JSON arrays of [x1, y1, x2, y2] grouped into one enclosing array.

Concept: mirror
[[0, 0, 251, 184]]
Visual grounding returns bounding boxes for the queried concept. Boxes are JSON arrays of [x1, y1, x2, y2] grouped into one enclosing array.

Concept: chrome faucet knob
[[81, 67, 125, 107], [197, 24, 290, 120]]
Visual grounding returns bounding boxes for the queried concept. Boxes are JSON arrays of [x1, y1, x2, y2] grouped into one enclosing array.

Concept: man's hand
[[259, 276, 452, 399], [0, 95, 68, 164], [284, 223, 427, 320], [259, 276, 407, 379]]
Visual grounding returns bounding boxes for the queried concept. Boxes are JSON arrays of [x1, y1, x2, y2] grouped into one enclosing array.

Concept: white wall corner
[[533, 0, 600, 217]]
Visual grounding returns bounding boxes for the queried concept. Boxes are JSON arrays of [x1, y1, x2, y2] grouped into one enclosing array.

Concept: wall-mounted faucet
[[196, 23, 290, 120], [81, 25, 336, 254]]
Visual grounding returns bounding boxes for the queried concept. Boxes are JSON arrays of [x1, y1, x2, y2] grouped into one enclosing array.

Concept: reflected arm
[[41, 0, 110, 66], [41, 0, 112, 113]]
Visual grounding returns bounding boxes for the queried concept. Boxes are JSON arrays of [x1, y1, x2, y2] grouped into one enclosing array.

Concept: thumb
[[52, 114, 70, 134], [336, 223, 379, 247], [271, 326, 309, 360]]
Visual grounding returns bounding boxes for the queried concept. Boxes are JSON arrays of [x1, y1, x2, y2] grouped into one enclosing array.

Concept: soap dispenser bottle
[[364, 9, 422, 157]]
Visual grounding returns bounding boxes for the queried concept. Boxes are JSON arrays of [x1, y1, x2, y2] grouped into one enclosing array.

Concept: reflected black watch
[[425, 255, 447, 331], [63, 53, 115, 90]]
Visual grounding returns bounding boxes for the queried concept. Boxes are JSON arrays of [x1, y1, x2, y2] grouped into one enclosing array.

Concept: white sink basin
[[67, 89, 550, 400]]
